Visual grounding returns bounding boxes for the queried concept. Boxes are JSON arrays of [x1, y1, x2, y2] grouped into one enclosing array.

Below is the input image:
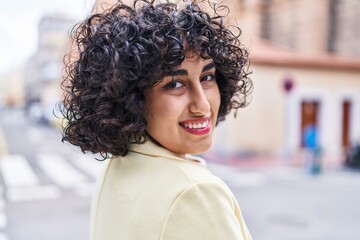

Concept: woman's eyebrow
[[165, 61, 215, 77], [170, 69, 188, 76], [202, 62, 215, 72]]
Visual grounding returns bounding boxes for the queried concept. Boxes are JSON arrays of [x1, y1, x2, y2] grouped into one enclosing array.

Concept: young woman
[[61, 0, 253, 239]]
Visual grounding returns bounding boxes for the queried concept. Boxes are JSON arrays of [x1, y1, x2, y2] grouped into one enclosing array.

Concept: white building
[[211, 39, 360, 166]]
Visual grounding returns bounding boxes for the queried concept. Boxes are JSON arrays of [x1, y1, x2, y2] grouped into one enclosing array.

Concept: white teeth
[[182, 120, 209, 129]]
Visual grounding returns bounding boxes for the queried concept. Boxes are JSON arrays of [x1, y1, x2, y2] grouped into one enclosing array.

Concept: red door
[[342, 100, 351, 150]]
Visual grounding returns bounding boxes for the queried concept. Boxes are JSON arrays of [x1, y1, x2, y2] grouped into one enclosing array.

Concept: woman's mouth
[[179, 118, 211, 135], [181, 120, 209, 129]]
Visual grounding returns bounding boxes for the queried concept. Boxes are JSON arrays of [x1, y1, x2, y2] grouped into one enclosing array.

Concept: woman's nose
[[188, 84, 211, 115]]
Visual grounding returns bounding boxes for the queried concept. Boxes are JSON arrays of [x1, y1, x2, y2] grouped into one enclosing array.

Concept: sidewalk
[[203, 150, 347, 172]]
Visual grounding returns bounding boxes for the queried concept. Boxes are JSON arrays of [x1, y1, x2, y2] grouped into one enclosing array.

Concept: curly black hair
[[61, 0, 252, 159]]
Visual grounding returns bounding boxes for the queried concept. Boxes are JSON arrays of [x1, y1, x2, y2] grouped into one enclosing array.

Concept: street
[[1, 108, 360, 240], [208, 164, 360, 240], [0, 109, 106, 240]]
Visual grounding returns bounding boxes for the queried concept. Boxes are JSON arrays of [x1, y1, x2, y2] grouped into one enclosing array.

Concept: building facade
[[232, 0, 360, 57], [211, 39, 360, 166], [24, 13, 76, 122]]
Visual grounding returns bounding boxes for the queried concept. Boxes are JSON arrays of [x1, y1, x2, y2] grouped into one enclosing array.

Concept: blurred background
[[0, 0, 360, 239]]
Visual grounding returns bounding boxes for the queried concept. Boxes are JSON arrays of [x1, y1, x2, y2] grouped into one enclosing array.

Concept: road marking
[[37, 154, 87, 188], [0, 155, 40, 187], [69, 153, 106, 198], [71, 153, 107, 179], [6, 185, 62, 202]]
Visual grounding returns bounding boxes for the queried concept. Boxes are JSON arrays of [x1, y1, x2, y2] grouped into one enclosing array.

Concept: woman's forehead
[[178, 56, 213, 68]]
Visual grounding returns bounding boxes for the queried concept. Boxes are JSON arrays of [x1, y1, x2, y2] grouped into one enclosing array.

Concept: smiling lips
[[179, 117, 211, 135]]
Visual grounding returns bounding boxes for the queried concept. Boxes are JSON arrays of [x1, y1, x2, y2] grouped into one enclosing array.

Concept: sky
[[0, 0, 96, 74]]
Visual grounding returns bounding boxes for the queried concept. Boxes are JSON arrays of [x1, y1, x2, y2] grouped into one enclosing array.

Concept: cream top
[[90, 140, 252, 240]]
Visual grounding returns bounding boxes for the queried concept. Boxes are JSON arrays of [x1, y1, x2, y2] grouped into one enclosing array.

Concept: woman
[[61, 0, 253, 239]]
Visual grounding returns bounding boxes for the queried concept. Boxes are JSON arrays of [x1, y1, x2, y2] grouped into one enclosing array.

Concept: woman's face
[[144, 56, 220, 155]]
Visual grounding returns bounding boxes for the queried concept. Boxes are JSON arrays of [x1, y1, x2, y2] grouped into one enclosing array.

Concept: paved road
[[0, 110, 106, 240], [208, 163, 360, 240], [1, 109, 360, 240]]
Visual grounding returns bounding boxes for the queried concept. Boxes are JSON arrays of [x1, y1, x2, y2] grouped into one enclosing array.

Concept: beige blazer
[[91, 140, 252, 240]]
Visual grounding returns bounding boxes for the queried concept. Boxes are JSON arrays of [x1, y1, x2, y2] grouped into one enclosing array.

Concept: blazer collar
[[129, 139, 206, 166]]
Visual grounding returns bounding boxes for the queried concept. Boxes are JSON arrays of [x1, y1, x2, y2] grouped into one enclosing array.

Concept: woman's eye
[[201, 74, 215, 82], [164, 80, 184, 90]]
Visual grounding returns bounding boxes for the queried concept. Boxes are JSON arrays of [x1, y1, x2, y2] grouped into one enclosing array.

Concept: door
[[342, 100, 351, 150]]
